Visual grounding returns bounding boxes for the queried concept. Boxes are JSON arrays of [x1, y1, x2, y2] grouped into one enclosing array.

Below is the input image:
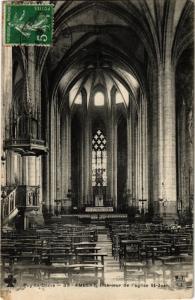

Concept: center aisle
[[96, 229, 124, 284]]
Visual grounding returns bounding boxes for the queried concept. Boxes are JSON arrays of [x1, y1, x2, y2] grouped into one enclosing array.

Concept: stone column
[[3, 46, 13, 187], [88, 119, 92, 205], [142, 98, 149, 211], [107, 96, 116, 209], [61, 109, 72, 211], [28, 157, 36, 186], [157, 65, 164, 205], [113, 121, 117, 209], [127, 109, 132, 207], [177, 104, 183, 212], [149, 57, 178, 222], [49, 102, 56, 213], [80, 122, 84, 208], [66, 113, 70, 200], [18, 154, 23, 184], [83, 116, 90, 206], [138, 112, 142, 206], [56, 110, 61, 200], [2, 45, 12, 141], [162, 60, 177, 222], [148, 64, 159, 214], [80, 97, 87, 208], [186, 105, 193, 214], [6, 151, 15, 185], [60, 111, 72, 213], [35, 157, 40, 186], [139, 103, 143, 212], [132, 107, 136, 206], [42, 99, 50, 210], [107, 117, 113, 206], [22, 156, 29, 185], [61, 115, 66, 200], [68, 114, 71, 196], [135, 116, 138, 205]]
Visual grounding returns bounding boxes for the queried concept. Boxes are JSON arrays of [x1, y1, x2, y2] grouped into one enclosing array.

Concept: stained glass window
[[92, 129, 107, 187]]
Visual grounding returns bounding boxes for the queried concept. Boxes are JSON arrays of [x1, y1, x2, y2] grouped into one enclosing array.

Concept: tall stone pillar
[[68, 114, 71, 196], [107, 96, 117, 209], [80, 97, 87, 208], [138, 112, 142, 204], [61, 112, 72, 213], [149, 57, 178, 223], [3, 46, 13, 187], [142, 99, 149, 211], [83, 116, 90, 206], [49, 102, 56, 213], [61, 110, 72, 212], [56, 111, 61, 200], [80, 123, 84, 208], [66, 113, 70, 201], [107, 118, 113, 206], [132, 108, 136, 206], [61, 115, 66, 200], [149, 64, 159, 214], [162, 60, 177, 222], [2, 46, 12, 140], [127, 107, 133, 207], [113, 122, 117, 209], [88, 119, 92, 205], [179, 103, 187, 210], [135, 116, 139, 205]]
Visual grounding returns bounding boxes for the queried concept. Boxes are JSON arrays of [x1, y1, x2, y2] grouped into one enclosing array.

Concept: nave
[[1, 218, 193, 290], [1, 1, 194, 297]]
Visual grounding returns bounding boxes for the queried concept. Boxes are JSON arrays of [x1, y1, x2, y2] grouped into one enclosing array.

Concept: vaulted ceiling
[[12, 0, 194, 110]]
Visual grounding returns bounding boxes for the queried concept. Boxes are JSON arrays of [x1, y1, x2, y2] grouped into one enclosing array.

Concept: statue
[[28, 192, 33, 205]]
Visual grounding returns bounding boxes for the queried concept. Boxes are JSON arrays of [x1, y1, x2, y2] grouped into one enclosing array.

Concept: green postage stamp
[[4, 3, 54, 46]]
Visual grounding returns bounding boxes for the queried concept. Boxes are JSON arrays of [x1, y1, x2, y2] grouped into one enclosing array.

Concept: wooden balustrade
[[1, 186, 18, 223]]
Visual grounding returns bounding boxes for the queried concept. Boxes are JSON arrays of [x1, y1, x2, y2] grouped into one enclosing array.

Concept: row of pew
[[107, 222, 193, 289], [1, 224, 106, 286]]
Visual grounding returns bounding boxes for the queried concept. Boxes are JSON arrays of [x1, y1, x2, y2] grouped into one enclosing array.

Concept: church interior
[[1, 0, 194, 291]]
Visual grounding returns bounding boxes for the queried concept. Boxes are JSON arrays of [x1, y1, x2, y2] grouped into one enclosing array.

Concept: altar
[[85, 207, 114, 213]]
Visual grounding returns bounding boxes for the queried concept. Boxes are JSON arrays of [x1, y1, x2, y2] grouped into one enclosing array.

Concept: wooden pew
[[76, 253, 107, 266], [68, 264, 104, 285]]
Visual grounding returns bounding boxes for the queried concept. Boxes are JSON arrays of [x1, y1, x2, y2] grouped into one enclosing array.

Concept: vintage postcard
[[0, 1, 194, 300]]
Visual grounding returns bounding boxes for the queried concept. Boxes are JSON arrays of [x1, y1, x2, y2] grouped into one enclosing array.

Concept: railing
[[4, 138, 46, 146], [16, 185, 40, 208], [1, 185, 41, 223], [1, 186, 18, 222], [4, 111, 47, 156]]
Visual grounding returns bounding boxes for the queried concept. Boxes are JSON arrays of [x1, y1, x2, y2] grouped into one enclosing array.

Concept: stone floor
[[97, 233, 124, 284]]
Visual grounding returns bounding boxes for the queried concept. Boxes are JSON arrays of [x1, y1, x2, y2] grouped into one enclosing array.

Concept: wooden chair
[[124, 262, 146, 284]]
